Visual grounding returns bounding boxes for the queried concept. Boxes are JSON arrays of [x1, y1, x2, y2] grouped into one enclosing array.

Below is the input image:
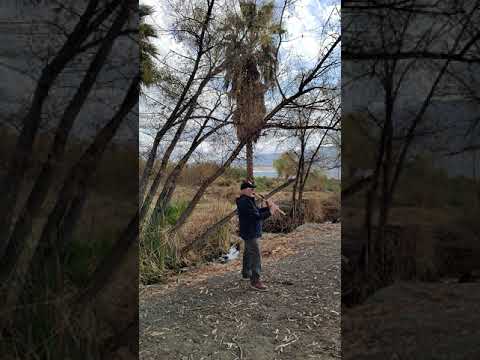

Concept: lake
[[253, 150, 340, 180], [253, 166, 277, 178]]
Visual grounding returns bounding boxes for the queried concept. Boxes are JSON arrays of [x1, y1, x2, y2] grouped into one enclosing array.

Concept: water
[[252, 150, 341, 179], [253, 167, 277, 178]]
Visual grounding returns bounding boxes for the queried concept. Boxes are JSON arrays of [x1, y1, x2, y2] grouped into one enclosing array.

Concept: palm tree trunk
[[246, 140, 254, 181]]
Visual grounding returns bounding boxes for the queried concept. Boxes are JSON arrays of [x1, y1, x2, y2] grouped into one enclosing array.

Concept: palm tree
[[222, 0, 283, 181], [140, 4, 160, 87]]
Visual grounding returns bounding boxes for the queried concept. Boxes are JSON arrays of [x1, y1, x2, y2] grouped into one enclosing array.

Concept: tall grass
[[139, 199, 235, 284], [139, 202, 188, 284], [198, 201, 232, 259]]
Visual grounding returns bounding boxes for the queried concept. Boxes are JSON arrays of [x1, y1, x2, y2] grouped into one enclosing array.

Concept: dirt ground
[[342, 281, 480, 359], [140, 223, 340, 360]]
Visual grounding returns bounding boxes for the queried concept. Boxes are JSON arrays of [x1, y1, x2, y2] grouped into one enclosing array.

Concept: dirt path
[[342, 281, 480, 359], [140, 223, 340, 360]]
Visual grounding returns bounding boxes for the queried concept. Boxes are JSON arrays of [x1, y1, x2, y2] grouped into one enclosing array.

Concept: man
[[236, 180, 280, 291]]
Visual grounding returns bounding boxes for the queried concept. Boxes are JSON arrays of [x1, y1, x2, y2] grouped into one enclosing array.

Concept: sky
[[140, 0, 340, 155]]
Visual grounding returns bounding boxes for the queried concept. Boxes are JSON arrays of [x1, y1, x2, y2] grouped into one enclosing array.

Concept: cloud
[[281, 0, 339, 64], [140, 0, 183, 58]]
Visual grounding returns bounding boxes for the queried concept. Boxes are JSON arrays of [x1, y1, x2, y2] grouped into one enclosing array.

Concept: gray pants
[[242, 237, 261, 282]]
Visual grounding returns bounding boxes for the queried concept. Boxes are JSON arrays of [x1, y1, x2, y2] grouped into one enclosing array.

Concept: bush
[[304, 198, 325, 223], [273, 151, 297, 179], [216, 177, 234, 187], [253, 176, 277, 192], [304, 170, 340, 193], [224, 166, 248, 180], [180, 162, 220, 186]]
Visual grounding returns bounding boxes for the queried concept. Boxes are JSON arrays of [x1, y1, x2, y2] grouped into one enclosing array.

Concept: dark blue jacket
[[236, 195, 271, 240]]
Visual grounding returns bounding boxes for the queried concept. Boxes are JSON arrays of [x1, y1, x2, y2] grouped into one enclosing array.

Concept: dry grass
[[182, 200, 234, 255], [179, 163, 220, 186], [304, 198, 325, 223], [139, 170, 338, 283], [143, 223, 340, 295]]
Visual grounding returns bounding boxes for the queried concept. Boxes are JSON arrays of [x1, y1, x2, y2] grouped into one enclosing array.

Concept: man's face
[[242, 187, 255, 197]]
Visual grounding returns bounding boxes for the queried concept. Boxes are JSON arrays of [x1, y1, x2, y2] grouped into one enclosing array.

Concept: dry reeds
[[179, 162, 220, 186], [304, 198, 325, 223], [182, 200, 234, 261]]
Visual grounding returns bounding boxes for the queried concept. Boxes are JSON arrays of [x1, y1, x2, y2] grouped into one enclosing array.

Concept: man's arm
[[238, 198, 269, 220]]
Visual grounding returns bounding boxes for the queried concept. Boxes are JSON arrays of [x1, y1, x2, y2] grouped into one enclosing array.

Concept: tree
[[137, 0, 233, 232], [138, 0, 340, 248], [140, 4, 160, 87], [163, 0, 341, 233], [138, 0, 220, 203], [222, 0, 283, 180], [273, 151, 297, 179]]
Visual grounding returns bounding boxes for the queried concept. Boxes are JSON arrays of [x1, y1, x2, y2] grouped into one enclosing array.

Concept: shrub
[[180, 162, 220, 186], [253, 176, 276, 192], [304, 198, 325, 223], [224, 166, 248, 180], [273, 151, 297, 179], [216, 177, 234, 187]]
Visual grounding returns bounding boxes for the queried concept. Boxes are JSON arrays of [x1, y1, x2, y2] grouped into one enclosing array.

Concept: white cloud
[[140, 0, 184, 58], [281, 0, 340, 64]]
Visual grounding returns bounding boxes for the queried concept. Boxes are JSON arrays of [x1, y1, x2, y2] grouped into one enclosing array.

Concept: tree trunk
[[139, 75, 214, 226], [0, 3, 131, 281], [246, 140, 254, 181], [0, 0, 109, 253], [5, 74, 138, 324], [148, 121, 220, 227]]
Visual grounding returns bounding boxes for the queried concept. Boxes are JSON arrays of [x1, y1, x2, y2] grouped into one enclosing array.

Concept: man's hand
[[267, 200, 280, 215]]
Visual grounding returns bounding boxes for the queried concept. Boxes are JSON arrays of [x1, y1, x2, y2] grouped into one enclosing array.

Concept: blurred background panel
[[0, 1, 139, 358], [342, 1, 480, 359]]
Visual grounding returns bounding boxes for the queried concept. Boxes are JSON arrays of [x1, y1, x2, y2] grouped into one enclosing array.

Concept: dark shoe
[[250, 280, 267, 291]]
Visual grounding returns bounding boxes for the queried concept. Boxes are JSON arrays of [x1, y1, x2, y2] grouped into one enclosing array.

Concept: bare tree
[[138, 0, 341, 238]]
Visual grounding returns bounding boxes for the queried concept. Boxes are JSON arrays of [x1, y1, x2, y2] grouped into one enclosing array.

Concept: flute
[[254, 193, 286, 216]]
